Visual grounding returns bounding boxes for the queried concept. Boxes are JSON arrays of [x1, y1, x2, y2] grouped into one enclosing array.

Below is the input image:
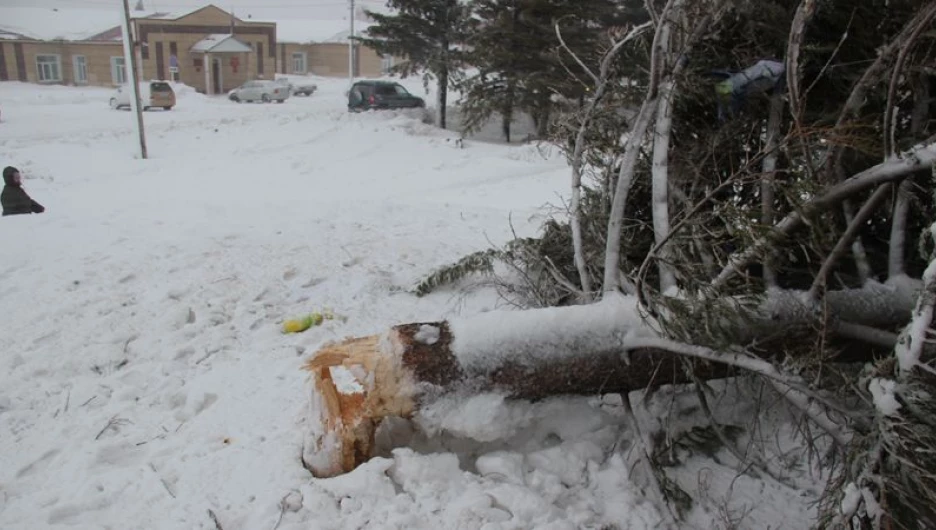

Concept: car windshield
[[375, 84, 410, 97], [150, 82, 171, 93]]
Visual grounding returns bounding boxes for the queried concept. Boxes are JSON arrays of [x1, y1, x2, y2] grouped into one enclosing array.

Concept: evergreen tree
[[358, 0, 470, 129], [459, 0, 626, 142]]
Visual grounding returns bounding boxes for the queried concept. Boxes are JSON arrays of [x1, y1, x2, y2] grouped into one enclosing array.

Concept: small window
[[36, 55, 62, 82], [73, 55, 88, 84], [381, 55, 394, 74], [292, 52, 307, 74], [110, 56, 126, 85]]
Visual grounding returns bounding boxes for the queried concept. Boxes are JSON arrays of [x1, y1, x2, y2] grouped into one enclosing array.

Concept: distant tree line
[[357, 0, 645, 138]]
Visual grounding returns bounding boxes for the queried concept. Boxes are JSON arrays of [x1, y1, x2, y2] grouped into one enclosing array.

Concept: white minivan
[[109, 81, 176, 111]]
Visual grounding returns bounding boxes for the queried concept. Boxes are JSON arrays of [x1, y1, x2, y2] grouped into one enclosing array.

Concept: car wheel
[[109, 98, 119, 110], [261, 94, 271, 103], [163, 106, 172, 111], [276, 99, 284, 104]]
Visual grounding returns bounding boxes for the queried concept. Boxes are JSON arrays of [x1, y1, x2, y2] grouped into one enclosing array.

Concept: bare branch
[[827, 3, 936, 177], [761, 94, 785, 288], [620, 392, 679, 527], [554, 17, 598, 85], [562, 20, 653, 299], [785, 0, 817, 119], [620, 336, 851, 445], [713, 142, 936, 289], [889, 180, 914, 279], [808, 184, 892, 301], [883, 4, 936, 158]]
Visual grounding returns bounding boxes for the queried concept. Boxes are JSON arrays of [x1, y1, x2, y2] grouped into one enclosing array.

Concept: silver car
[[228, 80, 289, 104]]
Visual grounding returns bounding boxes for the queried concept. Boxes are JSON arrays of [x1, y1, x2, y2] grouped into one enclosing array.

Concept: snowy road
[[0, 79, 814, 529], [0, 79, 573, 529]]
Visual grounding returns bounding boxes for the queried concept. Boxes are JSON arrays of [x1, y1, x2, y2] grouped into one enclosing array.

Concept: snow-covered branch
[[558, 20, 653, 299], [713, 142, 936, 289]]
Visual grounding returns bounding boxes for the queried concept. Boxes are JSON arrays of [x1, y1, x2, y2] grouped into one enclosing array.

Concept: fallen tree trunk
[[301, 309, 725, 478], [301, 285, 919, 478]]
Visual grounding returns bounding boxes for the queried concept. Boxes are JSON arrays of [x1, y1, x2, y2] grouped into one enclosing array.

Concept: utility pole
[[120, 0, 148, 159], [348, 0, 355, 84]]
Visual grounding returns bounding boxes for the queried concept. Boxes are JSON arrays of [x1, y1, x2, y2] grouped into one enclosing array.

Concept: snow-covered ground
[[0, 77, 816, 529]]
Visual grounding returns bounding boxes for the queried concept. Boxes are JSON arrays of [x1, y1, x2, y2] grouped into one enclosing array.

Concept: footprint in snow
[[46, 496, 112, 525], [172, 392, 218, 422], [16, 448, 60, 478], [94, 441, 142, 467]]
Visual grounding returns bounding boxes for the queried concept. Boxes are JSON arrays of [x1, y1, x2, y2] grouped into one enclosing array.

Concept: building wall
[[135, 31, 269, 93], [133, 7, 276, 93], [0, 4, 393, 91], [278, 42, 384, 78], [0, 40, 121, 86]]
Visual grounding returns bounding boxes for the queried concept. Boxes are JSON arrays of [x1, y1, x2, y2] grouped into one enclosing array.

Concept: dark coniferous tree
[[358, 0, 470, 129]]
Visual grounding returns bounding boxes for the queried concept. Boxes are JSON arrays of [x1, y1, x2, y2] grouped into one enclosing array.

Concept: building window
[[73, 55, 88, 84], [292, 52, 307, 74], [36, 54, 61, 82], [381, 55, 395, 74], [110, 56, 126, 85]]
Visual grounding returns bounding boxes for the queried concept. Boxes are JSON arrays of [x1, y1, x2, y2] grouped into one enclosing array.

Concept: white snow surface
[[869, 378, 901, 416], [0, 78, 816, 529]]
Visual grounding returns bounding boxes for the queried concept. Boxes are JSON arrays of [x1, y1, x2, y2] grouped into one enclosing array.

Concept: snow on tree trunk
[[603, 97, 658, 293], [651, 78, 677, 293]]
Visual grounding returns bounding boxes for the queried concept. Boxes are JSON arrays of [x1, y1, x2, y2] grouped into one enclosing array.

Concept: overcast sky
[[0, 0, 390, 20]]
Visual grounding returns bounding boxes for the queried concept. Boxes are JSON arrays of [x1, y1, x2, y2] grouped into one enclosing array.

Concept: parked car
[[348, 81, 425, 112], [290, 80, 318, 97], [228, 80, 289, 103], [109, 81, 176, 111], [271, 78, 317, 97]]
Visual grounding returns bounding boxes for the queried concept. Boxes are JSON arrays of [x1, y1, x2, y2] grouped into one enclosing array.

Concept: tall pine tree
[[358, 0, 470, 129]]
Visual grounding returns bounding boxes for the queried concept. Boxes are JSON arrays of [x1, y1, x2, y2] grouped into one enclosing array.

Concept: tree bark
[[652, 78, 677, 293], [761, 93, 784, 288], [889, 180, 913, 279], [438, 62, 448, 130]]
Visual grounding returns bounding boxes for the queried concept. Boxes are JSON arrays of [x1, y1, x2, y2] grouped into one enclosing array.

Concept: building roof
[[190, 34, 253, 53], [0, 7, 122, 41], [0, 4, 374, 44], [0, 27, 31, 41], [275, 19, 374, 44]]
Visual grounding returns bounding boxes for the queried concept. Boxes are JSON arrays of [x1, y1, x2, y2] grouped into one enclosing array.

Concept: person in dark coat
[[2, 166, 45, 216]]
